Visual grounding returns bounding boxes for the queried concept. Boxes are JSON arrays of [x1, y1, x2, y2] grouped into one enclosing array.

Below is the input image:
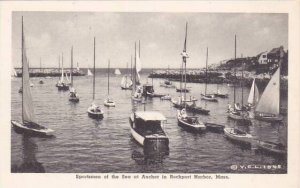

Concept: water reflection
[[11, 135, 45, 173], [131, 149, 168, 165]]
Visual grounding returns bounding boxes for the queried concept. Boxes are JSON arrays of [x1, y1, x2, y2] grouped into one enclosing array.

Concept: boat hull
[[224, 128, 252, 146], [256, 141, 287, 155], [177, 117, 206, 133], [205, 123, 225, 133], [254, 113, 283, 122], [214, 93, 228, 98], [104, 101, 116, 107], [176, 88, 190, 93], [69, 97, 79, 102], [11, 120, 54, 137], [87, 109, 104, 119], [227, 112, 252, 125], [57, 85, 69, 91], [201, 94, 218, 102]]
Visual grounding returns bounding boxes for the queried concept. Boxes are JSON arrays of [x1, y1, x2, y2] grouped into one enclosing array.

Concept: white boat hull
[[224, 128, 252, 145]]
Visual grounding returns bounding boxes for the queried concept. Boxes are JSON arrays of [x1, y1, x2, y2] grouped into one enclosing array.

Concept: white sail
[[65, 72, 70, 83], [22, 30, 35, 123], [115, 69, 121, 75], [87, 69, 93, 76], [121, 75, 133, 88], [77, 64, 80, 71], [247, 78, 259, 105], [135, 48, 142, 84], [255, 68, 280, 115]]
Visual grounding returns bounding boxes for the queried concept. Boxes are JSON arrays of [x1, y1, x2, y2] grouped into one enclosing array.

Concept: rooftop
[[135, 111, 166, 121]]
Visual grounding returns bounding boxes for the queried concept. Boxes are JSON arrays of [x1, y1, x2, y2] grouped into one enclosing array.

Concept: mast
[[58, 55, 60, 72], [133, 43, 136, 93], [183, 22, 188, 107], [126, 62, 128, 85], [40, 57, 42, 72], [62, 52, 64, 82], [233, 35, 236, 104], [241, 62, 244, 106], [151, 68, 154, 86], [130, 55, 132, 82], [71, 46, 73, 87], [107, 59, 110, 95], [93, 37, 96, 101], [21, 16, 24, 122], [205, 47, 208, 96]]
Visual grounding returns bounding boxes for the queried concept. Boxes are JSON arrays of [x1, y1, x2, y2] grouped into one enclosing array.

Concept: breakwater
[[15, 68, 86, 77], [149, 71, 288, 93]]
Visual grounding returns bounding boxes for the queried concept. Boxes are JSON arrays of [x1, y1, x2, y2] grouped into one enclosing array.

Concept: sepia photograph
[[0, 1, 299, 188]]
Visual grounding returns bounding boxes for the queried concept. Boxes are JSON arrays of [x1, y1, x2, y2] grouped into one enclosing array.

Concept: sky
[[12, 12, 288, 69]]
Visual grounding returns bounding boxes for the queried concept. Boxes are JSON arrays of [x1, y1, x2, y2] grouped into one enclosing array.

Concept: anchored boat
[[224, 127, 252, 145], [104, 60, 116, 107], [256, 140, 287, 155], [87, 37, 104, 119], [69, 46, 79, 102], [11, 17, 54, 137], [129, 111, 169, 152]]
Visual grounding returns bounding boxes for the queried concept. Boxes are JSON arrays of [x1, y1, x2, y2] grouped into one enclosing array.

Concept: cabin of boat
[[129, 111, 169, 152]]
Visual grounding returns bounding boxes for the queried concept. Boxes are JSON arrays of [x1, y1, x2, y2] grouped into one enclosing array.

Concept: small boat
[[68, 46, 79, 103], [214, 90, 228, 98], [87, 37, 104, 119], [104, 60, 116, 107], [201, 94, 218, 102], [120, 62, 133, 90], [160, 80, 175, 88], [38, 58, 44, 84], [129, 111, 169, 152], [18, 87, 22, 93], [30, 83, 34, 87], [227, 108, 252, 125], [12, 17, 54, 137], [224, 127, 252, 145], [176, 87, 190, 93], [142, 83, 154, 97], [255, 65, 283, 122], [201, 48, 218, 102], [114, 68, 121, 75], [177, 109, 206, 132], [256, 140, 287, 155], [57, 53, 69, 91], [204, 122, 225, 133], [160, 94, 171, 100], [186, 102, 210, 115]]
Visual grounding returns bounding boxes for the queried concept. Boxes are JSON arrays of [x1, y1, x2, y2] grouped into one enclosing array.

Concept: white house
[[258, 51, 268, 64]]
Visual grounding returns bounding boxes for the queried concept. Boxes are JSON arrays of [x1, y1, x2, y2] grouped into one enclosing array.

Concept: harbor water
[[11, 71, 287, 173]]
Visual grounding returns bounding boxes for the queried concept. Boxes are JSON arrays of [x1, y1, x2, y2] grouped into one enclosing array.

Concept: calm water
[[11, 72, 287, 173]]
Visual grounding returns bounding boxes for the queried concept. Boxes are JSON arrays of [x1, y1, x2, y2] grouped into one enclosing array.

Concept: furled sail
[[247, 78, 259, 105], [255, 67, 280, 115], [60, 64, 64, 82], [135, 48, 142, 84], [22, 29, 36, 123], [121, 75, 133, 88]]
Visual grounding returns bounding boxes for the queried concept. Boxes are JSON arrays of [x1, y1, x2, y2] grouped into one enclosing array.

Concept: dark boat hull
[[228, 113, 252, 125], [88, 111, 104, 119], [256, 141, 287, 155], [177, 118, 206, 133], [11, 121, 54, 138], [57, 85, 69, 91], [172, 102, 210, 115], [214, 93, 228, 98], [176, 88, 190, 93], [69, 97, 79, 102], [254, 114, 283, 122], [205, 123, 225, 133]]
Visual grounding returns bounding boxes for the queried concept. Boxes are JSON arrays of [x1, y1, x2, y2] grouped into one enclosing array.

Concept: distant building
[[257, 51, 268, 64]]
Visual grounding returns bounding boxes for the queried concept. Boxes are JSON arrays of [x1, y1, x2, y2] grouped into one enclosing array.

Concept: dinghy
[[224, 128, 252, 145], [177, 109, 206, 132], [11, 17, 54, 137], [256, 140, 287, 155]]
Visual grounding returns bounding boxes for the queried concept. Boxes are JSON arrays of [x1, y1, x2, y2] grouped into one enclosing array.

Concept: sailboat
[[160, 65, 175, 88], [201, 47, 218, 102], [87, 37, 104, 119], [69, 46, 79, 102], [214, 70, 228, 98], [227, 35, 251, 125], [114, 68, 121, 75], [175, 61, 190, 93], [76, 62, 80, 72], [254, 66, 283, 122], [11, 17, 54, 137], [104, 60, 116, 107], [132, 42, 143, 102], [121, 62, 133, 90], [39, 58, 44, 84], [176, 22, 206, 132], [55, 56, 61, 87], [57, 53, 69, 91], [245, 78, 259, 110], [87, 67, 93, 76]]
